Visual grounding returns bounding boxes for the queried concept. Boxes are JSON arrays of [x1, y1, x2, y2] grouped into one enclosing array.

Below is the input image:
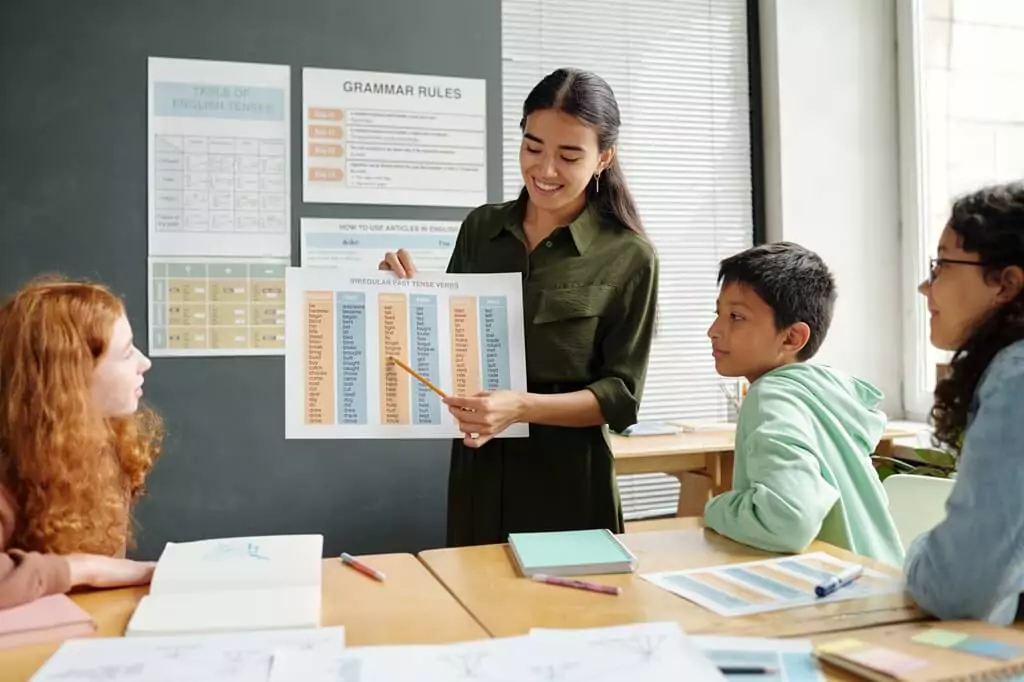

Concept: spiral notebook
[[814, 621, 1024, 682], [508, 529, 638, 577]]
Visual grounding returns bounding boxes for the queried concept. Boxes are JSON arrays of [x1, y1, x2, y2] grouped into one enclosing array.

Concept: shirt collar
[[487, 192, 602, 255]]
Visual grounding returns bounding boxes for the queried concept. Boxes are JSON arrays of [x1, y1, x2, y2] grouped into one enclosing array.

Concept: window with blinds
[[502, 0, 755, 518]]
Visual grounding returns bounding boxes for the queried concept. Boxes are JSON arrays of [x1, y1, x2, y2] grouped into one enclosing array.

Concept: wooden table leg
[[710, 451, 735, 496], [675, 471, 712, 517], [667, 451, 736, 517]]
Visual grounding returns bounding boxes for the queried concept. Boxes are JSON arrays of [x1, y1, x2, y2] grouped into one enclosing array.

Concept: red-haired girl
[[0, 277, 162, 608]]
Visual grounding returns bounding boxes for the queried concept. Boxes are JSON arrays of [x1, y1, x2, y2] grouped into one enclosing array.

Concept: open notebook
[[0, 594, 95, 651], [508, 529, 638, 577], [125, 534, 323, 636], [815, 620, 1024, 682]]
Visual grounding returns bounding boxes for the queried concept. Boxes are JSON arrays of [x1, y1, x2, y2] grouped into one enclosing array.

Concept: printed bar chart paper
[[285, 268, 527, 439], [148, 57, 291, 259], [300, 218, 460, 272], [149, 257, 288, 357], [642, 552, 903, 618], [302, 67, 487, 207]]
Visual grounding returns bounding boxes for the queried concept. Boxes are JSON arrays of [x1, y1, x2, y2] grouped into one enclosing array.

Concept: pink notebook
[[0, 594, 96, 650]]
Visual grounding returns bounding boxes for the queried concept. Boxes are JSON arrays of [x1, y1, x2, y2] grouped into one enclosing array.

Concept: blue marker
[[815, 564, 863, 598]]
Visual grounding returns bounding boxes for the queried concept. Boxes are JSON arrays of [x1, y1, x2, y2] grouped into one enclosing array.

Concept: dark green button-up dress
[[445, 197, 658, 547]]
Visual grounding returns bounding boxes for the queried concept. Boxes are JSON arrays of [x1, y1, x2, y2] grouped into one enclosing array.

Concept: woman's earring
[[594, 172, 601, 194]]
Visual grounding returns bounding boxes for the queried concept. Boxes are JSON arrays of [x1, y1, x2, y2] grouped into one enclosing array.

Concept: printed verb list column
[[337, 293, 367, 425], [379, 293, 410, 425], [305, 292, 335, 425], [480, 296, 511, 391], [450, 297, 480, 397]]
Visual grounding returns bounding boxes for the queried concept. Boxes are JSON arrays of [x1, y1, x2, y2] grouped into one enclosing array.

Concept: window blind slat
[[502, 1, 752, 516]]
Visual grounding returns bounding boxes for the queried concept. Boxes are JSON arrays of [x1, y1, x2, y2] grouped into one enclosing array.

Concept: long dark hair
[[932, 182, 1024, 453], [520, 68, 645, 236]]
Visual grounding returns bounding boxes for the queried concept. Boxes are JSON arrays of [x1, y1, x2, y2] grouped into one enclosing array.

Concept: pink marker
[[532, 574, 621, 596], [340, 552, 386, 582]]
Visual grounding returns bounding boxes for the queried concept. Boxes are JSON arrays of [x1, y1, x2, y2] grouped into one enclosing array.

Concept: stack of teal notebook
[[507, 529, 639, 577]]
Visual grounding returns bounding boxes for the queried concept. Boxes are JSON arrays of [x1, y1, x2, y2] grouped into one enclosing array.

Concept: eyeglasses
[[927, 257, 989, 284]]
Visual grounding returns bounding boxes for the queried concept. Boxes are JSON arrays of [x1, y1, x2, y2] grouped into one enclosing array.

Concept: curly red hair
[[0, 276, 163, 555]]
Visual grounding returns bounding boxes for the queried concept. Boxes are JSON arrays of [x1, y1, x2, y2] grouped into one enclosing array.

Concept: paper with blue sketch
[[300, 218, 460, 272], [125, 535, 323, 635], [268, 622, 725, 682], [641, 551, 903, 618], [29, 627, 343, 682]]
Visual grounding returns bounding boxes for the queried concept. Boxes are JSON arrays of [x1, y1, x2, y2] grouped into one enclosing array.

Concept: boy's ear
[[782, 322, 811, 356]]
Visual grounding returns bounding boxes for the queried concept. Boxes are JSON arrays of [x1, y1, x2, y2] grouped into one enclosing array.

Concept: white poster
[[300, 218, 460, 272], [284, 268, 527, 439], [302, 68, 487, 207], [149, 257, 288, 357], [148, 57, 291, 258]]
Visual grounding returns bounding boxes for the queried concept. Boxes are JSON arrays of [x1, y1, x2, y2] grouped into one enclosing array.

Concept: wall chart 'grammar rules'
[[285, 268, 527, 439], [302, 67, 486, 207]]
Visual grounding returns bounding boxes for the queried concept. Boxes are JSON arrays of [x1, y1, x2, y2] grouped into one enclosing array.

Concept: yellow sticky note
[[817, 638, 866, 654]]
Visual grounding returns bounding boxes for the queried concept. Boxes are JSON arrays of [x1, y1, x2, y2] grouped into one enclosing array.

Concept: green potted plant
[[872, 447, 956, 482]]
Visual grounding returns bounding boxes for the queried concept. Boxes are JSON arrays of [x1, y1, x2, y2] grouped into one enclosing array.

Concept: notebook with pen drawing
[[508, 529, 638, 577], [125, 534, 323, 636], [815, 620, 1024, 682]]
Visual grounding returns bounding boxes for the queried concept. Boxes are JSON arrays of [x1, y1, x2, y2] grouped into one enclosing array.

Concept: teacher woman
[[380, 68, 658, 546]]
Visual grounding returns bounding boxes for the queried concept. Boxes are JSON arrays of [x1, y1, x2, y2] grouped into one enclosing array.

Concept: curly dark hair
[[931, 182, 1024, 453]]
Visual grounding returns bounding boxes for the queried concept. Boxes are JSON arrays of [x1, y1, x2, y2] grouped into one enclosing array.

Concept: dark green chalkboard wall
[[0, 0, 502, 559]]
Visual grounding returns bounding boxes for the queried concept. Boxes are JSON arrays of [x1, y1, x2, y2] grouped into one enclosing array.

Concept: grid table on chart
[[153, 135, 287, 234], [150, 262, 286, 352]]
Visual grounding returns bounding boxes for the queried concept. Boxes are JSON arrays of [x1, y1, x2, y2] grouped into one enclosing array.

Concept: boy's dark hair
[[718, 242, 837, 361]]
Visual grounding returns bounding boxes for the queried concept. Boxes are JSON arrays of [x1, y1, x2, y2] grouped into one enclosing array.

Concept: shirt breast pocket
[[529, 286, 617, 378]]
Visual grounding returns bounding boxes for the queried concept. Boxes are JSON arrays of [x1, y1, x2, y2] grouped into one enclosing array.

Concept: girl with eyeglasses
[[905, 181, 1024, 623]]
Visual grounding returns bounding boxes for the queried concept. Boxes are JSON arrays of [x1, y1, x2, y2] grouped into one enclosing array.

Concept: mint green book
[[507, 529, 639, 577]]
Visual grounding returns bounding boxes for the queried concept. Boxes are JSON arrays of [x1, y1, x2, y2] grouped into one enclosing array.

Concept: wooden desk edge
[[415, 551, 498, 638]]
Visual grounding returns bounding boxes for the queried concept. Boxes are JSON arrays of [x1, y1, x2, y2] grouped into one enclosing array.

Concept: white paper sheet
[[31, 627, 343, 682], [300, 218, 460, 272], [302, 67, 486, 207], [270, 623, 723, 682], [284, 267, 527, 439], [641, 552, 904, 618], [149, 535, 324, 594], [692, 635, 825, 682], [148, 256, 288, 357], [124, 535, 324, 637], [528, 622, 726, 681], [148, 57, 291, 258]]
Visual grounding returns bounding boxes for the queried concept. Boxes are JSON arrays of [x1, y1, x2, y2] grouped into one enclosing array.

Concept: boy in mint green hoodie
[[704, 242, 903, 566]]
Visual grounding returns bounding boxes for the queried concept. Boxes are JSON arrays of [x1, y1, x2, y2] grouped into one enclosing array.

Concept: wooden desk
[[2, 553, 488, 682], [323, 553, 487, 646], [612, 427, 914, 516], [419, 522, 923, 640]]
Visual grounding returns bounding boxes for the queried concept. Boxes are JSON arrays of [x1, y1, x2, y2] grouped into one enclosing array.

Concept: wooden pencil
[[388, 356, 448, 399]]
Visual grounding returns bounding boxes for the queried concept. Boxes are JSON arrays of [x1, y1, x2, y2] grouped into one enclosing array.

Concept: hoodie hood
[[754, 362, 886, 454]]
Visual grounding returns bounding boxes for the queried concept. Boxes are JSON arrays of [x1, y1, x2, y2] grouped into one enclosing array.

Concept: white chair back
[[882, 473, 955, 548]]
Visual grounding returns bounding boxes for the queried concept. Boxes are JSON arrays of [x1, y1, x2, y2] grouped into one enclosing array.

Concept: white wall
[[760, 0, 903, 416]]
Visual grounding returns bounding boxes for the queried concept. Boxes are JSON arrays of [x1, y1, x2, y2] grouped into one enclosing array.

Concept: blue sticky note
[[953, 637, 1024, 661]]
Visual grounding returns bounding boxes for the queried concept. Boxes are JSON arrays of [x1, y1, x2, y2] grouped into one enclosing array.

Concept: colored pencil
[[388, 356, 448, 398]]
